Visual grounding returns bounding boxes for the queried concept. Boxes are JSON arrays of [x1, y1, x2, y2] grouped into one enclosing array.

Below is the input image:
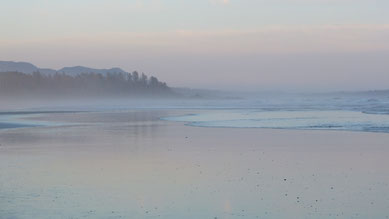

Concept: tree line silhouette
[[0, 71, 171, 97]]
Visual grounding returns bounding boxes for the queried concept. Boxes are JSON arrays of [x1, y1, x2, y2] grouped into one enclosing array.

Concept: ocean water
[[163, 110, 389, 133], [2, 93, 389, 133], [156, 94, 389, 133]]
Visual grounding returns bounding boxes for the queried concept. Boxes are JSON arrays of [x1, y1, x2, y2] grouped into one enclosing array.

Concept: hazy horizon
[[1, 0, 388, 91]]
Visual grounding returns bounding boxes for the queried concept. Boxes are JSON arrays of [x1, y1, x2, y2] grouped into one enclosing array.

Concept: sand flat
[[0, 110, 389, 218]]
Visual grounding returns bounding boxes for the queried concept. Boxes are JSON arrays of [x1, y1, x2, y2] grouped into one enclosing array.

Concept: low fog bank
[[1, 86, 389, 114]]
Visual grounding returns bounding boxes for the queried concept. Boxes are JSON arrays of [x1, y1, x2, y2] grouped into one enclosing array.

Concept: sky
[[0, 0, 388, 91]]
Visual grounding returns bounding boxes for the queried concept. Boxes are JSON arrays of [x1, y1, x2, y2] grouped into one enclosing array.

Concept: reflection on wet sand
[[1, 110, 389, 218]]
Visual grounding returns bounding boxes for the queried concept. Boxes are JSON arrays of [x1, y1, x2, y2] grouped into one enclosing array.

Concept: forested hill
[[0, 64, 173, 98]]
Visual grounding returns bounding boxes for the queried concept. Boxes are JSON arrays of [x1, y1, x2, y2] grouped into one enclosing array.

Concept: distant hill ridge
[[0, 61, 128, 76]]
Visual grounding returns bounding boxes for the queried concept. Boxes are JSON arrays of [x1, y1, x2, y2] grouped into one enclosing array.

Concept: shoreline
[[3, 108, 389, 135]]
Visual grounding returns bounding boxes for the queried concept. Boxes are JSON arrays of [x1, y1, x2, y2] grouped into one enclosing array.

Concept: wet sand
[[1, 110, 389, 218]]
